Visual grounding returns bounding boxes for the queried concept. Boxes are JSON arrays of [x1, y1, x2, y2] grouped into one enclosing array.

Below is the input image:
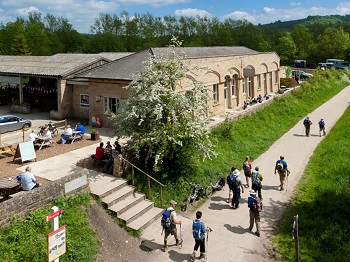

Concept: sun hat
[[170, 200, 177, 205], [249, 190, 256, 195]]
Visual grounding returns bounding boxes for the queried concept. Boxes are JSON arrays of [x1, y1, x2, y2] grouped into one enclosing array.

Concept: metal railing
[[119, 155, 164, 207]]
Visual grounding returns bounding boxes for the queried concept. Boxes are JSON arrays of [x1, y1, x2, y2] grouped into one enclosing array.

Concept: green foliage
[[273, 106, 350, 261], [0, 194, 98, 262], [111, 37, 216, 177]]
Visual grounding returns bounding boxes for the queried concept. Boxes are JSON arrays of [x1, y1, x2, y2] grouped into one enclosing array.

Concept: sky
[[1, 0, 350, 33]]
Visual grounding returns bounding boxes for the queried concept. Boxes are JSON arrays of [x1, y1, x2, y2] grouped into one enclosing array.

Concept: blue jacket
[[192, 219, 208, 240]]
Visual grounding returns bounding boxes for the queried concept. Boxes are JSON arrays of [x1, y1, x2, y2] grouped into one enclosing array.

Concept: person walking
[[247, 190, 261, 237], [162, 200, 182, 251], [227, 167, 244, 209], [303, 116, 312, 137], [242, 156, 252, 188], [20, 166, 42, 191], [318, 118, 326, 137], [191, 211, 211, 261], [226, 166, 240, 203], [274, 156, 290, 191], [251, 166, 263, 200]]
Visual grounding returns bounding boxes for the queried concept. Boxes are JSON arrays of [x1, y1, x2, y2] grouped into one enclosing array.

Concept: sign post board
[[46, 206, 66, 262], [13, 141, 36, 164]]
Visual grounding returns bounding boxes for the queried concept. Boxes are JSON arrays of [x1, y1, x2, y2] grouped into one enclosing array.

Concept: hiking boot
[[176, 239, 183, 246], [191, 251, 196, 261], [280, 187, 284, 191], [199, 253, 206, 259], [255, 231, 260, 237], [162, 246, 168, 252]]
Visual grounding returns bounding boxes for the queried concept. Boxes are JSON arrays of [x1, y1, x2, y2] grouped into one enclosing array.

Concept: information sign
[[48, 225, 66, 262]]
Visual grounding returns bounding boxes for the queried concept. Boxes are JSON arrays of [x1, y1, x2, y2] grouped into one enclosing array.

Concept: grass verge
[[272, 106, 350, 262]]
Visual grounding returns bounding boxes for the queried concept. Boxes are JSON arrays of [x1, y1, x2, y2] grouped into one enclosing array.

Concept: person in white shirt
[[59, 125, 73, 144], [28, 130, 38, 143], [20, 166, 42, 191]]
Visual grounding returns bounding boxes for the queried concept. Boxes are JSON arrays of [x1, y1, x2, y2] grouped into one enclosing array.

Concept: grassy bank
[[272, 106, 350, 261], [0, 194, 98, 262], [133, 70, 350, 209]]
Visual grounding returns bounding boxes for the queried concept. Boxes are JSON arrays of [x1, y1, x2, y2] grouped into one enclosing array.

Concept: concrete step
[[127, 206, 163, 231], [101, 185, 135, 208], [109, 192, 145, 216], [89, 172, 128, 198], [118, 200, 154, 224]]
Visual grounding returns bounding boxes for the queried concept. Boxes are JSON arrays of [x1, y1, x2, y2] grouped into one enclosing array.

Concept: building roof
[[76, 46, 260, 81], [0, 53, 133, 78]]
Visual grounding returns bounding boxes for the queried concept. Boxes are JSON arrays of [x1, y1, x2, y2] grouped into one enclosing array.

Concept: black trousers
[[194, 238, 206, 253]]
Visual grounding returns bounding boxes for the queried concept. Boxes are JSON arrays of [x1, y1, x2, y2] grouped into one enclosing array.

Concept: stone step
[[118, 200, 154, 224], [127, 206, 163, 231], [89, 172, 128, 198], [109, 192, 145, 216], [101, 185, 135, 208]]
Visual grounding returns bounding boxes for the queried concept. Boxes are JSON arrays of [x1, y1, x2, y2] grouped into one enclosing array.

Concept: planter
[[11, 104, 31, 114], [90, 133, 100, 141]]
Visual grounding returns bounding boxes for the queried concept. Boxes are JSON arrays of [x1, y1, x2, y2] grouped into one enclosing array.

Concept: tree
[[291, 24, 316, 60], [111, 37, 216, 179], [276, 33, 297, 65], [10, 23, 31, 55]]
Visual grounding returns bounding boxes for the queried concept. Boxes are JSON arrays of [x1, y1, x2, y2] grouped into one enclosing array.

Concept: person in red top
[[95, 142, 105, 160]]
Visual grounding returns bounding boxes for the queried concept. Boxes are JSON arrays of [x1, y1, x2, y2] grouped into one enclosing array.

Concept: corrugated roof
[[0, 53, 133, 77], [76, 46, 260, 81]]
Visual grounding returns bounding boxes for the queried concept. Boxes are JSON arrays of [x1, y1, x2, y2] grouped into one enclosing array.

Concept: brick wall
[[0, 169, 90, 227]]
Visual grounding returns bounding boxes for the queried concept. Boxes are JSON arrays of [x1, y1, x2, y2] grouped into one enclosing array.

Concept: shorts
[[278, 171, 286, 181], [164, 224, 177, 237], [244, 171, 252, 178]]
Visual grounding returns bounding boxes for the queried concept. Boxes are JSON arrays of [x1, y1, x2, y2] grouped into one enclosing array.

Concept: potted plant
[[90, 128, 100, 141]]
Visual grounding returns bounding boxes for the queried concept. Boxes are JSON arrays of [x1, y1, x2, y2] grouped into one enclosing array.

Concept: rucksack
[[251, 171, 260, 185], [227, 174, 237, 190], [192, 220, 204, 239], [319, 120, 325, 128], [161, 209, 173, 229], [276, 161, 284, 172], [303, 119, 310, 126], [243, 161, 251, 173], [252, 197, 263, 212]]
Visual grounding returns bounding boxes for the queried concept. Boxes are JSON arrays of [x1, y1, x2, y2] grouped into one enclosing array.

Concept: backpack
[[243, 161, 251, 173], [227, 174, 237, 190], [252, 197, 263, 212], [319, 120, 325, 128], [161, 209, 173, 229], [192, 220, 204, 239], [251, 171, 260, 185], [276, 161, 284, 172], [303, 119, 310, 126]]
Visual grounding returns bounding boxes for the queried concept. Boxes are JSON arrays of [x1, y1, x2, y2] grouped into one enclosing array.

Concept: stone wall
[[0, 169, 90, 227]]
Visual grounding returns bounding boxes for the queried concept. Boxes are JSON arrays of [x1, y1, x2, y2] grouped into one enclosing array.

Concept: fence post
[[148, 176, 150, 200], [294, 214, 299, 261], [131, 166, 134, 186], [160, 185, 163, 207]]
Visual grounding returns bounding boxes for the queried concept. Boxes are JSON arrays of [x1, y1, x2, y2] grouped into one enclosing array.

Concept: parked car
[[292, 70, 313, 79], [0, 115, 32, 134]]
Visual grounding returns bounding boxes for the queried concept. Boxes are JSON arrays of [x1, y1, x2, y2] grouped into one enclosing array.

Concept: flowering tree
[[111, 37, 216, 177]]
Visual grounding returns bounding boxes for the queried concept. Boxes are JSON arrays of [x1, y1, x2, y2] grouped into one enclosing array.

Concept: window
[[257, 75, 261, 89], [275, 70, 279, 83], [231, 76, 236, 96], [80, 94, 89, 108], [213, 84, 219, 103], [248, 77, 252, 97], [104, 97, 119, 114], [242, 77, 246, 93]]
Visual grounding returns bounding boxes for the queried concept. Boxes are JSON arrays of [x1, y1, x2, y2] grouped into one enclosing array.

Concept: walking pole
[[285, 171, 290, 192], [180, 224, 183, 248], [206, 229, 209, 261]]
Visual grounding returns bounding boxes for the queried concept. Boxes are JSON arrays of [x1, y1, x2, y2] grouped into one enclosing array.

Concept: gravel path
[[144, 85, 350, 262]]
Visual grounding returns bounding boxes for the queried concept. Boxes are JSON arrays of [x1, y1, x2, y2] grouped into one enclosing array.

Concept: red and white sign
[[48, 225, 66, 262], [45, 209, 64, 222]]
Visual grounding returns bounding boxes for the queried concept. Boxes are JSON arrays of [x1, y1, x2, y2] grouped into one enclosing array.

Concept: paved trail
[[142, 85, 350, 262]]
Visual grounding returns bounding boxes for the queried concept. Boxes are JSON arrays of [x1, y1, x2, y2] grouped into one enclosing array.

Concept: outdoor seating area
[[0, 175, 21, 201]]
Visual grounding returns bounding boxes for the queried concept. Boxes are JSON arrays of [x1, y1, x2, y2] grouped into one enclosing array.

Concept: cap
[[249, 190, 256, 195], [170, 200, 177, 205]]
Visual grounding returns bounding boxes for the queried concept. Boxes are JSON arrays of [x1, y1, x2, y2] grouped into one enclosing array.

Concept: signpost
[[46, 206, 66, 262], [13, 141, 36, 164]]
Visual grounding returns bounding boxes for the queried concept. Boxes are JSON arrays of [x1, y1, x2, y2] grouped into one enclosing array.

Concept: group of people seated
[[243, 94, 269, 109], [93, 140, 122, 162], [58, 123, 85, 144]]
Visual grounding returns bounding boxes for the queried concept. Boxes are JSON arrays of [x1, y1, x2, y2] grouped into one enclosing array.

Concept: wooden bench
[[9, 190, 26, 198]]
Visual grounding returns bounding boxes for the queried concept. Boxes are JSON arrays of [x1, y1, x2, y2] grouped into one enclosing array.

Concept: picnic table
[[35, 136, 54, 151], [70, 131, 84, 144], [0, 143, 16, 155], [0, 175, 21, 199]]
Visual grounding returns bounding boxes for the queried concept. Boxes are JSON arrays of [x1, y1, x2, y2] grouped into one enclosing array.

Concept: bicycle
[[37, 121, 59, 137], [205, 171, 226, 197], [182, 182, 204, 212]]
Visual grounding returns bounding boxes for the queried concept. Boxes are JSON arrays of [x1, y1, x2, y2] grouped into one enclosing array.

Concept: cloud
[[116, 0, 191, 8], [175, 8, 212, 18], [221, 11, 256, 23], [15, 6, 41, 16]]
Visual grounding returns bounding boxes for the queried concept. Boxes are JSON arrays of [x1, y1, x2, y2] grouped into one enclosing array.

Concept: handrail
[[119, 155, 164, 207]]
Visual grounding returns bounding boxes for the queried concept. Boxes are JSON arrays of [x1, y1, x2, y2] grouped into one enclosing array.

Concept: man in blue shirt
[[20, 166, 42, 191], [247, 190, 261, 237], [75, 122, 85, 135], [274, 155, 289, 191]]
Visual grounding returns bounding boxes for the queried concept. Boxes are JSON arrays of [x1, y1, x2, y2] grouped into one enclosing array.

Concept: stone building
[[69, 46, 280, 127]]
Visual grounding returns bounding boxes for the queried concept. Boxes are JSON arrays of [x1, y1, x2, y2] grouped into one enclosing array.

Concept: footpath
[[141, 84, 350, 262]]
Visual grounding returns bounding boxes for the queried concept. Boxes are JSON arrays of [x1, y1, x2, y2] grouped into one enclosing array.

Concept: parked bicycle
[[205, 171, 226, 197], [182, 182, 204, 212], [37, 121, 58, 137]]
